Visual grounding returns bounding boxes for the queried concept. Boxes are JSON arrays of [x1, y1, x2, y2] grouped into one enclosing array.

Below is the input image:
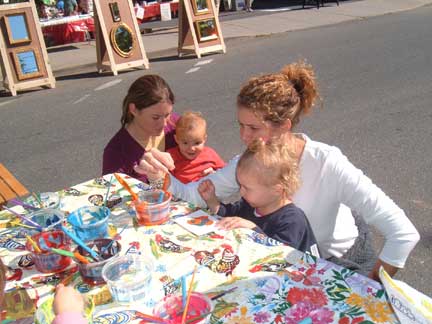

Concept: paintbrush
[[114, 173, 139, 201], [181, 265, 198, 324], [100, 223, 128, 254], [50, 248, 91, 264], [162, 173, 170, 192], [25, 234, 41, 253], [134, 311, 168, 324], [61, 225, 102, 261], [10, 220, 39, 230], [210, 286, 238, 300], [185, 312, 212, 324], [104, 175, 114, 207], [2, 206, 43, 231], [9, 198, 39, 211], [32, 192, 44, 208]]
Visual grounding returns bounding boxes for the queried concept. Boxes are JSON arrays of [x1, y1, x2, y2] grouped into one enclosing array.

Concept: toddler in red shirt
[[167, 111, 225, 184]]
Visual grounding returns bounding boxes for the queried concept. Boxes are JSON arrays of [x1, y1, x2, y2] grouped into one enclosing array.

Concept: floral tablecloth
[[0, 174, 399, 324]]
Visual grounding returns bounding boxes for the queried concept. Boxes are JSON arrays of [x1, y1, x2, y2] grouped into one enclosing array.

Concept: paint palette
[[34, 295, 94, 324], [174, 210, 220, 236]]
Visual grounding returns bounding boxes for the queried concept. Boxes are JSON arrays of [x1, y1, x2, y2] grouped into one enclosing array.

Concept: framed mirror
[[4, 13, 31, 45], [109, 2, 121, 22], [195, 19, 218, 42], [191, 0, 209, 15], [110, 23, 135, 57], [12, 48, 44, 81]]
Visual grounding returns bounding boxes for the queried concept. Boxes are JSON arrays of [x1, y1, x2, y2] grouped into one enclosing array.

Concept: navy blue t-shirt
[[218, 199, 319, 256]]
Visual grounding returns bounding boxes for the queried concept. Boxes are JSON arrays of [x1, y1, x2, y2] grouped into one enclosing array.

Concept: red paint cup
[[153, 292, 213, 324], [26, 230, 71, 273]]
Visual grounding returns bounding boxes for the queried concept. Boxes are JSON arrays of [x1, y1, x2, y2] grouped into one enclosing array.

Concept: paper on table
[[174, 210, 220, 236], [379, 267, 432, 324]]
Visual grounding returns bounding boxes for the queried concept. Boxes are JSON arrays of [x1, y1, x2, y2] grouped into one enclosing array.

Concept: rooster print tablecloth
[[0, 174, 399, 324]]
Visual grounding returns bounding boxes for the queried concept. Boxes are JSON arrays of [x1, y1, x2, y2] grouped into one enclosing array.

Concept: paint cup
[[27, 192, 61, 209], [132, 190, 171, 226], [67, 206, 110, 241], [29, 208, 65, 231], [34, 295, 94, 324], [26, 230, 72, 273], [76, 238, 121, 286], [102, 255, 154, 304], [153, 292, 213, 324]]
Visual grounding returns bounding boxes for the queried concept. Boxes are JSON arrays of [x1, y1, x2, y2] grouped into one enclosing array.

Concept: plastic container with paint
[[153, 292, 213, 324], [29, 208, 65, 231], [26, 230, 71, 273], [67, 206, 110, 241], [132, 190, 171, 226], [76, 238, 121, 286]]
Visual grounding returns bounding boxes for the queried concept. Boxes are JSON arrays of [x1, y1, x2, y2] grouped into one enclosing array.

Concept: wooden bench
[[0, 163, 29, 206]]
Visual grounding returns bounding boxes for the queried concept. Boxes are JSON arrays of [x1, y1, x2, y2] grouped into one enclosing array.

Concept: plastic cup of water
[[101, 255, 154, 304]]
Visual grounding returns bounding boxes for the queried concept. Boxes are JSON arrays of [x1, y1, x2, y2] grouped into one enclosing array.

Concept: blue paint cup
[[67, 206, 110, 241], [29, 208, 65, 232]]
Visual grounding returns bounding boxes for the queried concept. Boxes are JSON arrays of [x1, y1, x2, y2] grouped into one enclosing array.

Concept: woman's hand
[[217, 217, 256, 230], [134, 148, 175, 181], [198, 180, 220, 214], [53, 284, 84, 315]]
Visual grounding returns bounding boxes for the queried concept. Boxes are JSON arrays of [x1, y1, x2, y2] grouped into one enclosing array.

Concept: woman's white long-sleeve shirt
[[170, 134, 420, 268]]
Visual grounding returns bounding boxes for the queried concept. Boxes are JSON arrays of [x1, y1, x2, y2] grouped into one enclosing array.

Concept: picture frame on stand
[[194, 18, 218, 42], [12, 47, 43, 80], [191, 0, 209, 15], [4, 12, 31, 45], [109, 2, 121, 22]]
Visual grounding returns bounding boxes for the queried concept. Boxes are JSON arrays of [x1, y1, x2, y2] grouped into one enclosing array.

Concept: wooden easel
[[0, 1, 55, 96], [93, 0, 149, 75], [178, 0, 226, 58]]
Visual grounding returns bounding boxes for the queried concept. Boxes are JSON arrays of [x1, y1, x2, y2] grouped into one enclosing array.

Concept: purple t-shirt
[[102, 113, 178, 182]]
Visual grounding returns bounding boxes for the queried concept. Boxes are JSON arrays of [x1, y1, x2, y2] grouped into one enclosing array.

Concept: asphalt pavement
[[34, 0, 432, 76]]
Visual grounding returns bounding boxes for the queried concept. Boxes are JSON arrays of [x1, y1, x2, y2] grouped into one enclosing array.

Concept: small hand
[[198, 179, 216, 201], [217, 217, 256, 230], [198, 180, 220, 214], [134, 148, 175, 181], [53, 284, 84, 315], [202, 167, 216, 176]]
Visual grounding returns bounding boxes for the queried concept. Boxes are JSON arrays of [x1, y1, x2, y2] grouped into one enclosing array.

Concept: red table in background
[[41, 2, 178, 47], [41, 15, 94, 47], [134, 2, 179, 23]]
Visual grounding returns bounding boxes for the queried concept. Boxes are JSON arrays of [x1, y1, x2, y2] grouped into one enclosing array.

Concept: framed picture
[[195, 18, 218, 42], [109, 2, 121, 22], [4, 13, 31, 45], [191, 0, 209, 15], [12, 48, 44, 81]]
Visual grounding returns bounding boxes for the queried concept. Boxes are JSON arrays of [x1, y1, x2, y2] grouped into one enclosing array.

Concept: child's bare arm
[[198, 180, 220, 214]]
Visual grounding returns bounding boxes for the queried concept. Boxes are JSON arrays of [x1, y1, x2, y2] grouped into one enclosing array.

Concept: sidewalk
[[43, 0, 432, 75]]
